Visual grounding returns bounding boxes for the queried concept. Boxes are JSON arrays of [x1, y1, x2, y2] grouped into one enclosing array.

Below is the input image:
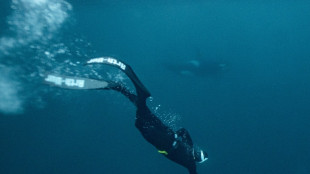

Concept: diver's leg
[[108, 83, 138, 106], [85, 57, 151, 99]]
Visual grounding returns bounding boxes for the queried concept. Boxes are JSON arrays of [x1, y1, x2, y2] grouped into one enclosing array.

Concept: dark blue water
[[1, 0, 310, 174]]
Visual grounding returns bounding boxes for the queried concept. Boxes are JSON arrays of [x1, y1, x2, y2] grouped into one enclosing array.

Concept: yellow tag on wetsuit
[[158, 150, 168, 155]]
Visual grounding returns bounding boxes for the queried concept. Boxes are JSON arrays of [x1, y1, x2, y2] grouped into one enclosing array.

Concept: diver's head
[[194, 148, 208, 163]]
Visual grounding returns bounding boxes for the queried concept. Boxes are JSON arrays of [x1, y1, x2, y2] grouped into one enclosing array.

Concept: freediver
[[44, 57, 208, 174]]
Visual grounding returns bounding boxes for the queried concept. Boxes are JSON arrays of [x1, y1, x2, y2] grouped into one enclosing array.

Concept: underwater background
[[0, 0, 310, 173]]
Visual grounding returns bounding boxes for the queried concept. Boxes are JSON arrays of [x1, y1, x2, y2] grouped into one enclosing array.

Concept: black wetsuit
[[110, 82, 200, 174], [86, 57, 208, 174], [45, 57, 207, 174]]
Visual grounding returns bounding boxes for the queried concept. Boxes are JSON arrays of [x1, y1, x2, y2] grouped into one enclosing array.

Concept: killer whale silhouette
[[165, 59, 227, 77]]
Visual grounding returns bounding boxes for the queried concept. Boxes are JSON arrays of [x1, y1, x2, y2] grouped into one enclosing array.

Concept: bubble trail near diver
[[0, 0, 72, 114]]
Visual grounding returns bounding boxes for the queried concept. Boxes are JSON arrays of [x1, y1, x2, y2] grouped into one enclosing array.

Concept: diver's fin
[[85, 57, 151, 99], [176, 128, 193, 147], [44, 74, 115, 90]]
